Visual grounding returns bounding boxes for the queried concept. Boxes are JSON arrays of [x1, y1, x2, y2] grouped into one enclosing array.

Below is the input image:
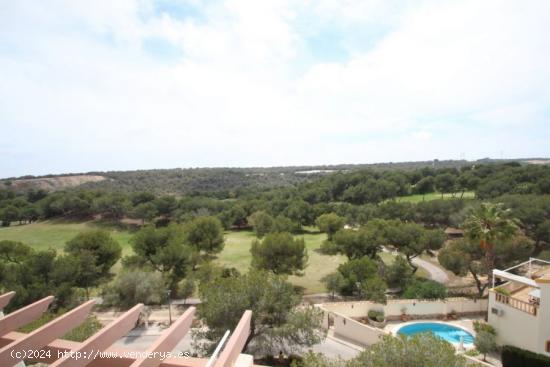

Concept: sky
[[1, 0, 550, 178]]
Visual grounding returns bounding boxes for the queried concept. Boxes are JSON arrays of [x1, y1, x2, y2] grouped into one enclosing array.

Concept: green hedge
[[501, 345, 550, 367]]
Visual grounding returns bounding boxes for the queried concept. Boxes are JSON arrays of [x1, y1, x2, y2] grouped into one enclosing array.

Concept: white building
[[488, 257, 550, 356]]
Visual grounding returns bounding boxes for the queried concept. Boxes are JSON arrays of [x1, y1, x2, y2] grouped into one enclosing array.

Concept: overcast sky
[[1, 0, 549, 177]]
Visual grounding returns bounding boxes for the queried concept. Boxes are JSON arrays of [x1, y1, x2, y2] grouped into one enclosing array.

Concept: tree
[[463, 202, 518, 275], [251, 232, 307, 275], [196, 270, 324, 355], [185, 216, 225, 255], [333, 220, 387, 260], [384, 255, 413, 290], [348, 334, 467, 367], [248, 211, 274, 238], [403, 279, 447, 299], [125, 224, 194, 292], [361, 277, 387, 304], [92, 193, 130, 219], [132, 202, 158, 224], [315, 213, 345, 241], [309, 332, 474, 367], [64, 230, 122, 299], [103, 270, 165, 308], [385, 222, 445, 273], [65, 230, 122, 276], [475, 331, 497, 362], [439, 236, 533, 296], [0, 205, 19, 226], [336, 257, 380, 296], [321, 272, 345, 300], [434, 173, 456, 198], [413, 177, 434, 200]]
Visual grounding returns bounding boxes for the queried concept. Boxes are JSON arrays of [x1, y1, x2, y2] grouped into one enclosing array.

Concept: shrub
[[473, 320, 496, 335], [475, 330, 497, 361], [494, 287, 511, 297], [319, 240, 339, 255], [403, 279, 447, 299], [501, 345, 550, 367], [367, 310, 385, 322], [103, 270, 166, 308]]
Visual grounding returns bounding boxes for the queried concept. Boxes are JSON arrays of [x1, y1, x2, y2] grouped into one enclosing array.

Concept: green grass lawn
[[0, 220, 135, 255], [395, 191, 475, 203], [217, 230, 348, 294], [0, 221, 430, 295]]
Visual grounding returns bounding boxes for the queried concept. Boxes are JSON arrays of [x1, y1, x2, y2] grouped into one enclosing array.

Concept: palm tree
[[463, 203, 518, 275]]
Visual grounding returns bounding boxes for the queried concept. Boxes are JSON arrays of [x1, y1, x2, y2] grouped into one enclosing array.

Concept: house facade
[[488, 258, 550, 357]]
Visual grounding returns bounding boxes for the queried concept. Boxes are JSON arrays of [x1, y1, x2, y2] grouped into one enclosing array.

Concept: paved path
[[115, 328, 361, 361], [411, 257, 449, 284]]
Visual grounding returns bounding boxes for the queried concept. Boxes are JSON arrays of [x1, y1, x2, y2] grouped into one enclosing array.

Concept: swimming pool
[[396, 322, 475, 345]]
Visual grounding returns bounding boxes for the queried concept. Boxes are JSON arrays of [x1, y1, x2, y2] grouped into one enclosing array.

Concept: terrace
[[491, 258, 550, 316]]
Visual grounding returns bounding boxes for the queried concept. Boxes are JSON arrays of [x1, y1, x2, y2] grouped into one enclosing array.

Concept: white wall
[[319, 298, 487, 320], [488, 291, 540, 353], [536, 281, 550, 356], [331, 312, 386, 347]]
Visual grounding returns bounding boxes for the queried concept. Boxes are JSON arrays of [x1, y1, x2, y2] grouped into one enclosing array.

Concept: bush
[[501, 345, 550, 367], [473, 320, 496, 335], [319, 240, 339, 255], [494, 287, 511, 297], [103, 270, 166, 308], [403, 279, 447, 299], [367, 310, 385, 322]]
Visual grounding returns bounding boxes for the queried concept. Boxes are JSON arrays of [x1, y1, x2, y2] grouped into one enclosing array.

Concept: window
[[546, 340, 550, 353]]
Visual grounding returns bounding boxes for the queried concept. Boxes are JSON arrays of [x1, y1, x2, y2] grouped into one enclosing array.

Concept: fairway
[[218, 230, 348, 294], [0, 220, 135, 255], [0, 221, 428, 295], [395, 191, 475, 203]]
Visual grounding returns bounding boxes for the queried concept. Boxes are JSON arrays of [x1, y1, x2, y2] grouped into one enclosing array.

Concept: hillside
[[1, 158, 546, 195]]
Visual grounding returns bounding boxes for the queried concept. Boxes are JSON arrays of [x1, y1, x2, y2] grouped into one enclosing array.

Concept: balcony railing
[[494, 292, 538, 316]]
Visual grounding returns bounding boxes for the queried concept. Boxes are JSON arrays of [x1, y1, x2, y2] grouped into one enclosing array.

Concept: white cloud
[[0, 0, 549, 176]]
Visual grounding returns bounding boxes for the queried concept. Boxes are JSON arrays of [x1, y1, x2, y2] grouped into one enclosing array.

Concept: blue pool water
[[397, 322, 475, 345]]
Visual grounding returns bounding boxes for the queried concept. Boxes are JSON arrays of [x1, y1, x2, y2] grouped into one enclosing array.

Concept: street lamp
[[166, 289, 172, 325]]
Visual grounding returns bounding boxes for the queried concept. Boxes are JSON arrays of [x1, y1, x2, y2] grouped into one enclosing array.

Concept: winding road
[[411, 257, 449, 284]]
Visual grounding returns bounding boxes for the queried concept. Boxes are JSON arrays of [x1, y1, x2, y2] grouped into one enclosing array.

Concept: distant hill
[[1, 158, 548, 195]]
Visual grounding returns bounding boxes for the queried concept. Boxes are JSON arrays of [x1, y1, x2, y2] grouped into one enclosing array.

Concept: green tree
[[439, 235, 533, 296], [185, 216, 225, 255], [132, 202, 158, 224], [413, 177, 434, 200], [333, 219, 387, 260], [475, 331, 497, 362], [348, 334, 467, 367], [0, 205, 19, 226], [403, 279, 447, 299], [434, 173, 457, 198], [337, 257, 380, 296], [315, 213, 345, 241], [103, 269, 166, 308], [321, 272, 345, 300], [92, 194, 130, 219], [65, 230, 122, 276], [196, 270, 324, 355], [384, 255, 413, 290], [385, 222, 445, 274], [248, 211, 274, 237], [463, 202, 518, 275], [251, 232, 307, 275], [125, 224, 194, 292], [361, 277, 387, 304]]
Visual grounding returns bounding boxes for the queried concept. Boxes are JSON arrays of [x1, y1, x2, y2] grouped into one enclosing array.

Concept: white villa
[[488, 257, 550, 357]]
